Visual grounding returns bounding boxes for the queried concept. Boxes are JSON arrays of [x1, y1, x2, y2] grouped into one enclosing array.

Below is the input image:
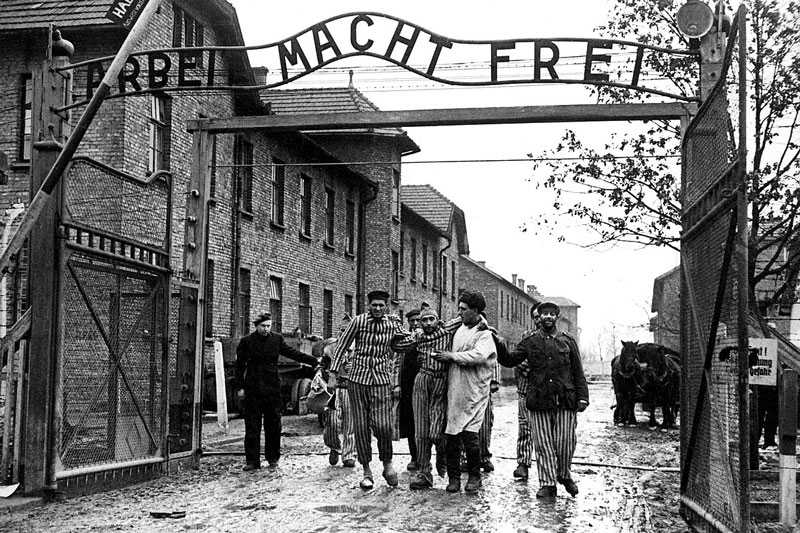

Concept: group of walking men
[[235, 288, 589, 498]]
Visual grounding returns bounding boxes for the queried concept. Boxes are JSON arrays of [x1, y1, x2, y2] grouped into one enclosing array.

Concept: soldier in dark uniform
[[399, 309, 421, 470], [498, 301, 588, 498], [235, 312, 318, 471]]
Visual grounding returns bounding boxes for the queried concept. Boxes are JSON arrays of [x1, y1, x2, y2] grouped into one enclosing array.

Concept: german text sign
[[749, 338, 778, 386], [105, 0, 149, 30]]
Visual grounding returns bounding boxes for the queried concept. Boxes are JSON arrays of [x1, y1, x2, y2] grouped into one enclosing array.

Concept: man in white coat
[[432, 290, 496, 494]]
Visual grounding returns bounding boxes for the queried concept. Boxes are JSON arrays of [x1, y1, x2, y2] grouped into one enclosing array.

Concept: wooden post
[[23, 57, 66, 494], [779, 368, 797, 526], [699, 31, 726, 101]]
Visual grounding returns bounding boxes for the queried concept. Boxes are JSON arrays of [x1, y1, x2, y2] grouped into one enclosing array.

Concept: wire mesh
[[680, 20, 747, 532], [59, 253, 166, 471], [64, 158, 171, 251]]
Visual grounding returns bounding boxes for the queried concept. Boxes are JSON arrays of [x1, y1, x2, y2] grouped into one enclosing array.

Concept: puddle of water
[[314, 504, 388, 514]]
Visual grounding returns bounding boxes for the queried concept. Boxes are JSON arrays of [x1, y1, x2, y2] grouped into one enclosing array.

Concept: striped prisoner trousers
[[527, 408, 577, 487], [517, 393, 534, 466], [347, 382, 394, 465], [412, 370, 447, 474], [322, 387, 355, 462]]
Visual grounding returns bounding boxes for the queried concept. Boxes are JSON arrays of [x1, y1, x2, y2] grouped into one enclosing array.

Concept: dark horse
[[612, 341, 680, 429]]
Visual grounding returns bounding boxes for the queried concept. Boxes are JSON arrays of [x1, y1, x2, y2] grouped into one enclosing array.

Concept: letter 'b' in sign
[[106, 0, 148, 30]]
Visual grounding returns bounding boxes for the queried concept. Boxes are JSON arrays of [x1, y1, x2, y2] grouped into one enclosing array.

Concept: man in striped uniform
[[433, 291, 497, 494], [513, 306, 540, 481], [393, 307, 461, 489], [499, 301, 588, 498], [326, 290, 412, 490]]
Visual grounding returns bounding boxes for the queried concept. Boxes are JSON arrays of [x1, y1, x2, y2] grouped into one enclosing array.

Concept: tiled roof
[[260, 87, 420, 154], [0, 0, 114, 30], [261, 87, 380, 115], [400, 184, 454, 235]]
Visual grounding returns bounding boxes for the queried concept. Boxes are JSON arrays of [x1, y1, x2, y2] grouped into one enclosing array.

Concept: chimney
[[253, 66, 268, 86], [526, 284, 538, 297], [512, 274, 517, 286], [518, 278, 525, 290]]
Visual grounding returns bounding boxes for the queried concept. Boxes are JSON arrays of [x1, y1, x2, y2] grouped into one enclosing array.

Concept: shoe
[[329, 450, 340, 466], [513, 464, 529, 481], [464, 474, 482, 493], [481, 459, 494, 473], [407, 460, 419, 471], [242, 463, 260, 472], [342, 459, 356, 468], [558, 477, 579, 496], [359, 476, 374, 490], [536, 485, 557, 498], [446, 476, 461, 493], [409, 472, 433, 490], [267, 461, 279, 470], [382, 463, 398, 487]]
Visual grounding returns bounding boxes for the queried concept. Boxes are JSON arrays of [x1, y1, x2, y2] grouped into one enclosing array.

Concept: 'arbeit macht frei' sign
[[72, 12, 696, 107]]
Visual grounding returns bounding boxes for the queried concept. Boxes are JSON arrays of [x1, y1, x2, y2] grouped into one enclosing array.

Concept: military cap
[[536, 301, 561, 316], [253, 312, 271, 325], [406, 308, 421, 320], [367, 290, 391, 302]]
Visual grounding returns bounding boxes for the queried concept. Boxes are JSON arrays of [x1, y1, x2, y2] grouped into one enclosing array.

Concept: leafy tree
[[528, 0, 800, 312]]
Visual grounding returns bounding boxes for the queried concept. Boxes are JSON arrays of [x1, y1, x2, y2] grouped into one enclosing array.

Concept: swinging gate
[[679, 10, 750, 532]]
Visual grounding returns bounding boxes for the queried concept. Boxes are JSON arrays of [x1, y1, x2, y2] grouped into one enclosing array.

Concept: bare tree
[[527, 0, 800, 312]]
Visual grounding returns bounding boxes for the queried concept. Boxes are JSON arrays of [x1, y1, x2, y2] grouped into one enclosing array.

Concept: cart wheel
[[291, 378, 312, 415]]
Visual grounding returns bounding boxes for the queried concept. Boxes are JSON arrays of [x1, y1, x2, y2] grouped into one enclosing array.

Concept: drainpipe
[[437, 233, 452, 319], [356, 183, 378, 314], [1, 203, 25, 338]]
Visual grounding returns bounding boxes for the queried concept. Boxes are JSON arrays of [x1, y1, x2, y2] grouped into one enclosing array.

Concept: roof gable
[[0, 0, 114, 30], [400, 184, 453, 235]]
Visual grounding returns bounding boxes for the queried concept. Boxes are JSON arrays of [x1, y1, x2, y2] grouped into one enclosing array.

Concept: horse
[[611, 341, 681, 430]]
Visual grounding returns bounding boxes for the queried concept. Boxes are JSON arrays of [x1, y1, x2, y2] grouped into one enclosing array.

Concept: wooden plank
[[1, 344, 15, 483], [779, 369, 797, 525], [13, 340, 26, 483], [186, 103, 696, 133]]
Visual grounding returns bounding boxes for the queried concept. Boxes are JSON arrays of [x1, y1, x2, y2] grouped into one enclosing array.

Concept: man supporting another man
[[432, 290, 496, 494], [326, 290, 412, 490], [500, 301, 588, 498], [235, 312, 318, 471]]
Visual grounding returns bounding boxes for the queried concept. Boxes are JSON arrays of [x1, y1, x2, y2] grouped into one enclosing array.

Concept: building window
[[451, 260, 456, 301], [18, 74, 32, 161], [271, 158, 285, 225], [238, 268, 251, 336], [173, 5, 204, 48], [148, 94, 170, 174], [325, 187, 335, 246], [345, 199, 355, 254], [204, 259, 214, 338], [422, 244, 428, 286], [441, 260, 447, 295], [300, 175, 312, 237], [299, 283, 312, 334], [410, 238, 417, 281], [323, 289, 333, 338], [269, 276, 283, 334], [344, 294, 353, 318], [391, 251, 399, 300], [500, 291, 504, 319], [432, 252, 439, 289], [399, 231, 405, 275], [234, 136, 253, 213], [391, 169, 400, 220]]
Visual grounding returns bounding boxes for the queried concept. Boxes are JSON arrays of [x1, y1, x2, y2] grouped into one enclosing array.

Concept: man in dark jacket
[[235, 312, 318, 471], [399, 309, 421, 471], [498, 301, 588, 498]]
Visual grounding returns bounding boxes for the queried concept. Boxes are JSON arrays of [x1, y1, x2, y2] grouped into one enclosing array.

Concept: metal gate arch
[[54, 157, 173, 486], [679, 7, 749, 532]]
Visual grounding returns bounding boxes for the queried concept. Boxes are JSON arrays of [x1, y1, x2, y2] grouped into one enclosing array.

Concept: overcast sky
[[228, 0, 682, 359]]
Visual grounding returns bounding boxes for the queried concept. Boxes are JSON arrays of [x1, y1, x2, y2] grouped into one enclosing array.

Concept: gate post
[[699, 31, 726, 101], [170, 128, 212, 466], [23, 35, 72, 495], [778, 368, 797, 525]]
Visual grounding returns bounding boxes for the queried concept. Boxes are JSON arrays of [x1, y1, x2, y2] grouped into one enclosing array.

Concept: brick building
[[397, 184, 468, 321], [650, 266, 680, 352]]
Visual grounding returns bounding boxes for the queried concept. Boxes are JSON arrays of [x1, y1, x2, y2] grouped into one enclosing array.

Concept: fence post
[[779, 368, 797, 526]]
